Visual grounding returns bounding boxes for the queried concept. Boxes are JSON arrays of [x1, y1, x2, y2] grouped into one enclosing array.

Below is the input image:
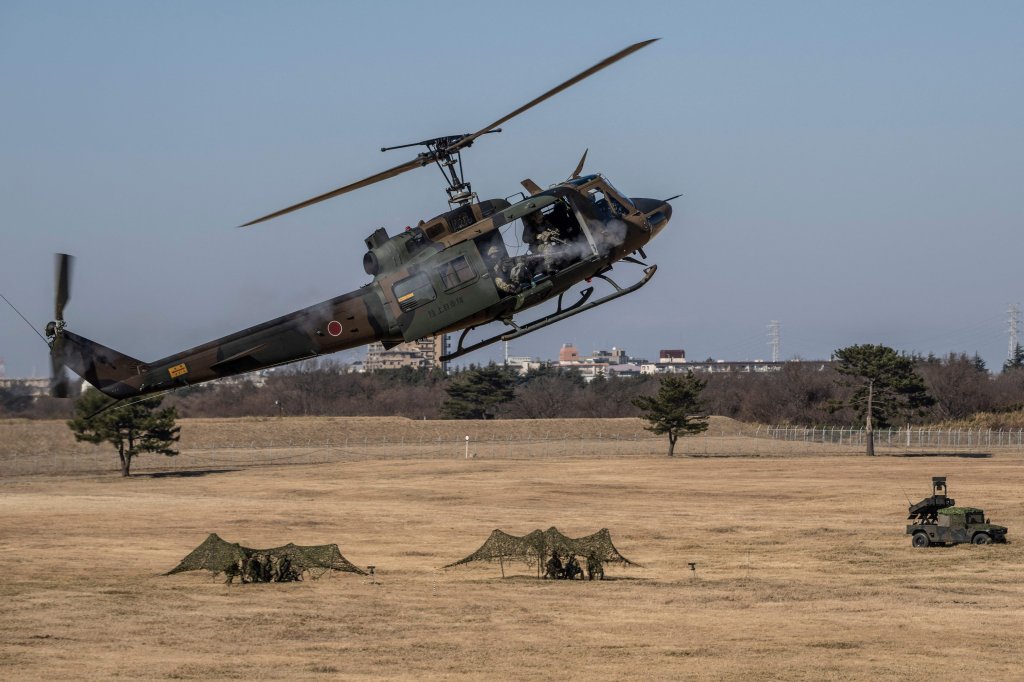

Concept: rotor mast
[[380, 129, 501, 207]]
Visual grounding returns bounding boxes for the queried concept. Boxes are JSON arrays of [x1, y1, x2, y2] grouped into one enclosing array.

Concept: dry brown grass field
[[2, 417, 1023, 680]]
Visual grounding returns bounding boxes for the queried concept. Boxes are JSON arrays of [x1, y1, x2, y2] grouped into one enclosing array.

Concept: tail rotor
[[47, 253, 75, 398]]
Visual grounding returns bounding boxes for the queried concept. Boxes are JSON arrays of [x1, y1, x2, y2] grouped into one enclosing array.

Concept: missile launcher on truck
[[907, 477, 1007, 547]]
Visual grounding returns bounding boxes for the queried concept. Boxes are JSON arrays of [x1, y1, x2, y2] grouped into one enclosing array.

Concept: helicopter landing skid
[[441, 262, 657, 362]]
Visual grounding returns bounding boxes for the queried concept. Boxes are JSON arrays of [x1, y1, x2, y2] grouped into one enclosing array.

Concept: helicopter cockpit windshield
[[576, 178, 634, 221]]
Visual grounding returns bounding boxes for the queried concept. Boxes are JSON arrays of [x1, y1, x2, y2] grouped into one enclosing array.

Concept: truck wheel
[[972, 533, 992, 545], [912, 533, 930, 548]]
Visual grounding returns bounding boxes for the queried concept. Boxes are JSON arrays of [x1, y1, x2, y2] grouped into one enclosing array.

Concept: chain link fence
[[760, 425, 1024, 450], [3, 424, 1023, 477]]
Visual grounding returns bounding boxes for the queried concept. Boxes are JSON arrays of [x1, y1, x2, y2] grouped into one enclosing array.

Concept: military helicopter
[[44, 39, 674, 401]]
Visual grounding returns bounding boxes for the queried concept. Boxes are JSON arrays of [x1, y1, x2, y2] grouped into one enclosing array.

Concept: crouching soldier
[[277, 556, 300, 582], [565, 555, 583, 580], [224, 558, 245, 584], [545, 551, 563, 580]]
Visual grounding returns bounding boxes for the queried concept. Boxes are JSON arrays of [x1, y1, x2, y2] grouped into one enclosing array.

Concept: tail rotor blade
[[51, 252, 75, 397], [54, 253, 74, 321]]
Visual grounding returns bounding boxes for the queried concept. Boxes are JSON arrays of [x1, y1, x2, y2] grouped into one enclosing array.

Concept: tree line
[[2, 347, 1023, 426], [14, 343, 1022, 475]]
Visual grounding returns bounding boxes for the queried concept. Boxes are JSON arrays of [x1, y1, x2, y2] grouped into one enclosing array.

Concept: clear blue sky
[[2, 1, 1022, 377]]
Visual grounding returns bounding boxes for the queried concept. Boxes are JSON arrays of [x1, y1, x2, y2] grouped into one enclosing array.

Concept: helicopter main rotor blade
[[241, 39, 656, 227], [450, 39, 658, 153], [240, 157, 426, 227]]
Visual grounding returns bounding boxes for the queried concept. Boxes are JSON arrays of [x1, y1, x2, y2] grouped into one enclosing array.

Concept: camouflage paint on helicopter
[[44, 40, 673, 403]]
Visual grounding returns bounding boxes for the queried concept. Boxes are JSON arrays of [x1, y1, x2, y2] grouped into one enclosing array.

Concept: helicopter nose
[[630, 198, 672, 236]]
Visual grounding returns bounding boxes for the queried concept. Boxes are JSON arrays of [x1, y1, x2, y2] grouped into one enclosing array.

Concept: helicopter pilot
[[522, 206, 579, 274]]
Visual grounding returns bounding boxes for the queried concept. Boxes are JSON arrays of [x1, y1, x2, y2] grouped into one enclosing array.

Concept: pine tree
[[1004, 343, 1024, 373], [971, 352, 988, 374], [68, 389, 180, 476], [631, 372, 709, 456], [830, 344, 934, 455], [440, 364, 516, 419]]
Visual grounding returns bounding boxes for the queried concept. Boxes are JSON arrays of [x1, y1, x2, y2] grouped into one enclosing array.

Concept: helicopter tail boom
[[56, 329, 148, 399]]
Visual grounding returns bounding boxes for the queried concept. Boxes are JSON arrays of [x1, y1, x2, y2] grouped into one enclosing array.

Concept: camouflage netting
[[938, 507, 983, 516], [444, 527, 639, 570], [165, 533, 367, 578]]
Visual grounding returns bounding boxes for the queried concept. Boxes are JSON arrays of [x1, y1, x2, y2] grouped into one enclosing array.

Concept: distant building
[[590, 347, 629, 365], [554, 343, 827, 378], [558, 344, 579, 364], [557, 344, 644, 381], [658, 349, 686, 363], [0, 377, 50, 396], [506, 356, 544, 375], [364, 336, 446, 371], [641, 360, 787, 375]]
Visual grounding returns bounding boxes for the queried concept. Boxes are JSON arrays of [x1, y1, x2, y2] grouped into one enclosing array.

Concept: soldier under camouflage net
[[545, 551, 564, 579], [166, 534, 367, 583], [224, 558, 245, 585], [564, 554, 583, 580], [447, 527, 638, 578]]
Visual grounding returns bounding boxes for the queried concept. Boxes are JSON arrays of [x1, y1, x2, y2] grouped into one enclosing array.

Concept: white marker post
[[464, 435, 470, 459]]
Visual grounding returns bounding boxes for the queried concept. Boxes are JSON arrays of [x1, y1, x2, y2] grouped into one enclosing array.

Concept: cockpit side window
[[393, 272, 436, 312], [439, 255, 476, 291]]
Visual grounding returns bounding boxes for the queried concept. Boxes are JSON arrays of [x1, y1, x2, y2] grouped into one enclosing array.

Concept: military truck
[[906, 477, 1008, 547]]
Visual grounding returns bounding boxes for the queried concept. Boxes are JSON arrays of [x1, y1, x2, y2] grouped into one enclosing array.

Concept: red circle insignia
[[327, 320, 343, 336]]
